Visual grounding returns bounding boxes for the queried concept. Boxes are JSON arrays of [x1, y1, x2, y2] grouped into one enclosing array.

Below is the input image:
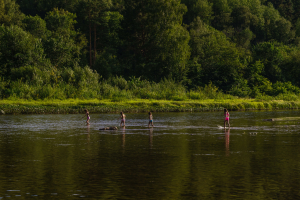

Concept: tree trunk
[[89, 11, 92, 66], [94, 23, 97, 65]]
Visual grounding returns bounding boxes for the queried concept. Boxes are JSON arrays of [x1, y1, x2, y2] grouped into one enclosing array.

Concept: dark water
[[1, 110, 300, 199]]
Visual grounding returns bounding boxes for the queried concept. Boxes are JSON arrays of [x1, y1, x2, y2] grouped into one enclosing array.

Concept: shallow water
[[0, 110, 300, 199]]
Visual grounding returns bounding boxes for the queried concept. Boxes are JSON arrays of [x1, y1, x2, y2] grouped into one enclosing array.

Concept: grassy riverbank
[[0, 98, 300, 114]]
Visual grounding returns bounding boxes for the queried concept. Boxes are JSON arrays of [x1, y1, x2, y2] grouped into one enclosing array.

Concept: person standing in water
[[83, 109, 90, 125], [120, 112, 126, 127], [148, 112, 154, 128], [224, 108, 230, 129]]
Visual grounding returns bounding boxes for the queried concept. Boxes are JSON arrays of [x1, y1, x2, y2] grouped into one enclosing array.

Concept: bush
[[272, 82, 300, 96], [99, 83, 119, 99], [188, 90, 207, 100], [0, 77, 8, 99], [275, 93, 299, 101], [229, 78, 251, 97], [0, 25, 48, 77], [107, 76, 128, 90]]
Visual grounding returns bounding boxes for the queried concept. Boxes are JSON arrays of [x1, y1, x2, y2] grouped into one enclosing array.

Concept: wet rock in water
[[99, 127, 118, 130], [264, 119, 274, 121], [264, 117, 300, 122], [0, 110, 5, 115]]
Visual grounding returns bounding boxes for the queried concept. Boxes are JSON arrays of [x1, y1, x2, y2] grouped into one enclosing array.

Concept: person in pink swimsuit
[[224, 108, 230, 129]]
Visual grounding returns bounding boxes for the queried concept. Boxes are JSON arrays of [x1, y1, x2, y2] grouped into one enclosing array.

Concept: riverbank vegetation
[[1, 98, 300, 114], [2, 0, 300, 111]]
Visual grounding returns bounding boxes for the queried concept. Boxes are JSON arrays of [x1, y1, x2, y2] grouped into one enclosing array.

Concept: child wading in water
[[148, 112, 154, 128], [224, 108, 230, 129], [120, 112, 126, 127], [83, 109, 90, 124]]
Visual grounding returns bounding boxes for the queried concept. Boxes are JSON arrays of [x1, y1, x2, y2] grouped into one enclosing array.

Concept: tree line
[[1, 0, 300, 100]]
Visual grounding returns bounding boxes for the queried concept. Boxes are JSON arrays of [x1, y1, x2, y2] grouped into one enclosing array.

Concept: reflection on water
[[149, 128, 153, 149], [1, 110, 300, 199], [225, 128, 230, 157], [122, 127, 125, 151]]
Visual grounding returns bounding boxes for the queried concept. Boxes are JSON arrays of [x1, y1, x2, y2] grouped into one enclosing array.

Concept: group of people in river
[[83, 108, 230, 129], [83, 109, 155, 128]]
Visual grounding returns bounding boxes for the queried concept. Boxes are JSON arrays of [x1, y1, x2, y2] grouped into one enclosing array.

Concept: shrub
[[272, 82, 300, 96], [188, 90, 207, 100], [107, 76, 128, 90], [229, 79, 251, 97], [0, 77, 8, 99], [275, 93, 299, 101]]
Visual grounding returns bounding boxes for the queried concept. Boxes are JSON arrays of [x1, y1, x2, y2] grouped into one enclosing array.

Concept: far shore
[[0, 99, 299, 114]]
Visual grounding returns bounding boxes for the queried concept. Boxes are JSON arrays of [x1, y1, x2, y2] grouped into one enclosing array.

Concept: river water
[[0, 110, 300, 199]]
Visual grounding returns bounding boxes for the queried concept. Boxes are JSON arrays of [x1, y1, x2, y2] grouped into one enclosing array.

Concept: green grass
[[0, 98, 300, 114]]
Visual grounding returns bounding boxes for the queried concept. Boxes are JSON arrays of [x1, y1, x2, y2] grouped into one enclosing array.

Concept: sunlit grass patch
[[1, 98, 300, 114]]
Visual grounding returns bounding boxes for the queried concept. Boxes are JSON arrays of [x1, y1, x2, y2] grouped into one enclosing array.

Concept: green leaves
[[0, 25, 47, 77], [0, 0, 24, 27], [2, 0, 300, 100], [188, 17, 245, 90], [23, 15, 48, 38], [252, 42, 287, 83], [45, 8, 77, 35], [182, 0, 213, 25], [120, 0, 190, 82], [43, 8, 87, 68]]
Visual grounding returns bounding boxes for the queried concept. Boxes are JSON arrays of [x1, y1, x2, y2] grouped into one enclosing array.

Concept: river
[[0, 110, 300, 199]]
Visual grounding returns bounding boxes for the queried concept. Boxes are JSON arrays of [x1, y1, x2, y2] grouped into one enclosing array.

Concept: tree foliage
[[0, 25, 48, 77], [2, 0, 300, 99], [120, 0, 190, 81], [0, 0, 24, 26], [43, 8, 87, 69]]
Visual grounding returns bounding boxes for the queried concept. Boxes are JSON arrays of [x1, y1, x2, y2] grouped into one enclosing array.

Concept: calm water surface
[[1, 110, 300, 199]]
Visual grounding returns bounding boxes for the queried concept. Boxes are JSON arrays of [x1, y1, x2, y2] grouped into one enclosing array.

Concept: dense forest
[[1, 0, 300, 100]]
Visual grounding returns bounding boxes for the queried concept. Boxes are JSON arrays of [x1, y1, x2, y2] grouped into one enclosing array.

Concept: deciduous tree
[[120, 0, 190, 82]]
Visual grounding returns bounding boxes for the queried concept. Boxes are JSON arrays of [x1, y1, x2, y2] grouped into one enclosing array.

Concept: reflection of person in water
[[225, 128, 230, 156], [87, 125, 90, 140], [149, 128, 153, 148], [122, 127, 126, 149]]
